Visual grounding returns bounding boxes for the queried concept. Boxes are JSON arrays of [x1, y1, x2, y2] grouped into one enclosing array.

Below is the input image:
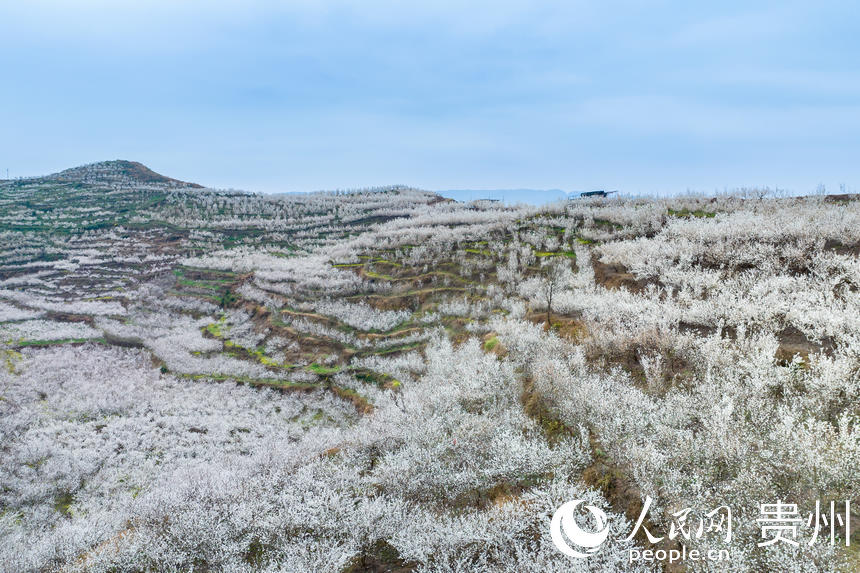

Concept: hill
[[48, 159, 204, 189], [0, 166, 859, 571]]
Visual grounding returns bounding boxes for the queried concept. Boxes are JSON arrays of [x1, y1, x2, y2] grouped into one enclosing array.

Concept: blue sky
[[1, 1, 859, 195]]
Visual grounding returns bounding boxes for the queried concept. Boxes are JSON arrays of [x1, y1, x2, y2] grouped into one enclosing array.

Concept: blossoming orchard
[[1, 160, 859, 572]]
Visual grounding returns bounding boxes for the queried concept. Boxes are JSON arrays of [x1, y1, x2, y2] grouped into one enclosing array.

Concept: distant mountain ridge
[[439, 188, 569, 205], [48, 160, 204, 189]]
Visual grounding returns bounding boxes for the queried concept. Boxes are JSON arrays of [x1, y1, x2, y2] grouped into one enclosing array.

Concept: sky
[[1, 0, 859, 195]]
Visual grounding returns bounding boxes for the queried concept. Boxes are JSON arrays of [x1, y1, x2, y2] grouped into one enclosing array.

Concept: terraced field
[[1, 161, 859, 572]]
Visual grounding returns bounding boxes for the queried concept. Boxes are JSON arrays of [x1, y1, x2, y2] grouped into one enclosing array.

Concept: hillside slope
[[1, 165, 859, 572], [49, 159, 205, 188]]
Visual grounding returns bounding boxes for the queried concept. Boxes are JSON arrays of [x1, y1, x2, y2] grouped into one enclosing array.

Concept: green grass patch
[[54, 491, 75, 517], [179, 372, 316, 391], [534, 250, 576, 258], [483, 336, 500, 352], [371, 258, 402, 267], [204, 318, 227, 338], [363, 269, 396, 280], [2, 348, 22, 373], [668, 207, 716, 218], [350, 367, 399, 388], [176, 278, 231, 290], [306, 363, 341, 375]]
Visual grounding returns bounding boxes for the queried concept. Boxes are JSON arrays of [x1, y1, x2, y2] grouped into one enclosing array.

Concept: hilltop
[[47, 159, 204, 189]]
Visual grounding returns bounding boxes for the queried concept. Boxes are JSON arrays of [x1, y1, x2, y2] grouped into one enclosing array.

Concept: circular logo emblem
[[551, 500, 610, 558]]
